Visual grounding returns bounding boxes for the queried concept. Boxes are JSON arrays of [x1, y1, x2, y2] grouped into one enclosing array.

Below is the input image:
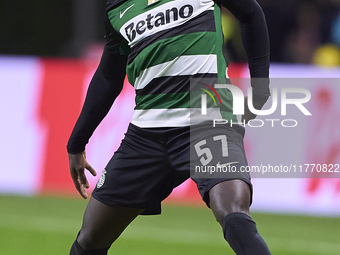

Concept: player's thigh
[[77, 197, 144, 250], [209, 179, 251, 224], [206, 137, 252, 224], [190, 124, 252, 223]]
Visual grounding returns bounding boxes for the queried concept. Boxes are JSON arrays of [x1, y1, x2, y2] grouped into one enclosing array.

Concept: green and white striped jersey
[[106, 0, 236, 127]]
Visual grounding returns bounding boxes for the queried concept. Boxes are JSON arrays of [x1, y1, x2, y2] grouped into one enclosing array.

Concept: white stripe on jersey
[[131, 108, 223, 127], [134, 54, 218, 90]]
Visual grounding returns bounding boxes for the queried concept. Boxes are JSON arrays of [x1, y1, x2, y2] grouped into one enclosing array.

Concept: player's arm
[[67, 17, 128, 198], [215, 0, 270, 122]]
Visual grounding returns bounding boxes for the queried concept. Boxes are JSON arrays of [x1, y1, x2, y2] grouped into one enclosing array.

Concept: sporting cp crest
[[148, 0, 159, 5], [96, 169, 107, 188]]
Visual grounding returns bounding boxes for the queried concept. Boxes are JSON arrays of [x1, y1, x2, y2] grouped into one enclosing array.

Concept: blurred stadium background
[[1, 0, 340, 254]]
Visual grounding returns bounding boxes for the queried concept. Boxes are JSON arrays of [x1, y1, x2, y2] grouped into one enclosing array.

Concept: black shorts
[[92, 122, 252, 215]]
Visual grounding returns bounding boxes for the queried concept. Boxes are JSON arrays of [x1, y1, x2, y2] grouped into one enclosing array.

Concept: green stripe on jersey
[[127, 32, 217, 85], [213, 3, 227, 78], [135, 92, 190, 110], [136, 89, 237, 122]]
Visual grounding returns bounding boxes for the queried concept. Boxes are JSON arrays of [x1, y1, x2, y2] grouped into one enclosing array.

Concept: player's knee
[[77, 230, 109, 251], [214, 205, 250, 224], [210, 199, 250, 225], [70, 238, 109, 255], [209, 180, 251, 223], [70, 239, 85, 255], [71, 234, 110, 255]]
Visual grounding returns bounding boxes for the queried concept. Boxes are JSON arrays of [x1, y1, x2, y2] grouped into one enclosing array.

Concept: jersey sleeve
[[215, 0, 270, 108], [67, 14, 128, 154]]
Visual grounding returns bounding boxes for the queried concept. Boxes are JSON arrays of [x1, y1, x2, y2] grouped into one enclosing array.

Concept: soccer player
[[67, 0, 271, 254]]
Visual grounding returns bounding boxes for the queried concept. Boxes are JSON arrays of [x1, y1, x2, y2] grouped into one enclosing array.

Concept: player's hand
[[68, 151, 97, 199]]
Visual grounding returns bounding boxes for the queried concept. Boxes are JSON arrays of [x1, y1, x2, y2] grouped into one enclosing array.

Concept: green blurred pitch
[[0, 195, 339, 255]]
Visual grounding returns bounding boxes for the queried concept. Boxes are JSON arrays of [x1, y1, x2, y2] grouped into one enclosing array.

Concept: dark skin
[[68, 103, 255, 200], [69, 153, 251, 250], [69, 151, 96, 199], [68, 0, 269, 250], [68, 99, 256, 201], [68, 96, 255, 200], [68, 90, 257, 250], [68, 92, 255, 248]]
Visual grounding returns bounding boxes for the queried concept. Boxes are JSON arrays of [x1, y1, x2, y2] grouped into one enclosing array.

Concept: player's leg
[[209, 179, 250, 222], [209, 180, 271, 255], [70, 124, 178, 254], [70, 196, 144, 255], [190, 123, 270, 254]]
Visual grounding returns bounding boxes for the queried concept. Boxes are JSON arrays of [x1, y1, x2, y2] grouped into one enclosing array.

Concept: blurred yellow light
[[313, 44, 340, 67]]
